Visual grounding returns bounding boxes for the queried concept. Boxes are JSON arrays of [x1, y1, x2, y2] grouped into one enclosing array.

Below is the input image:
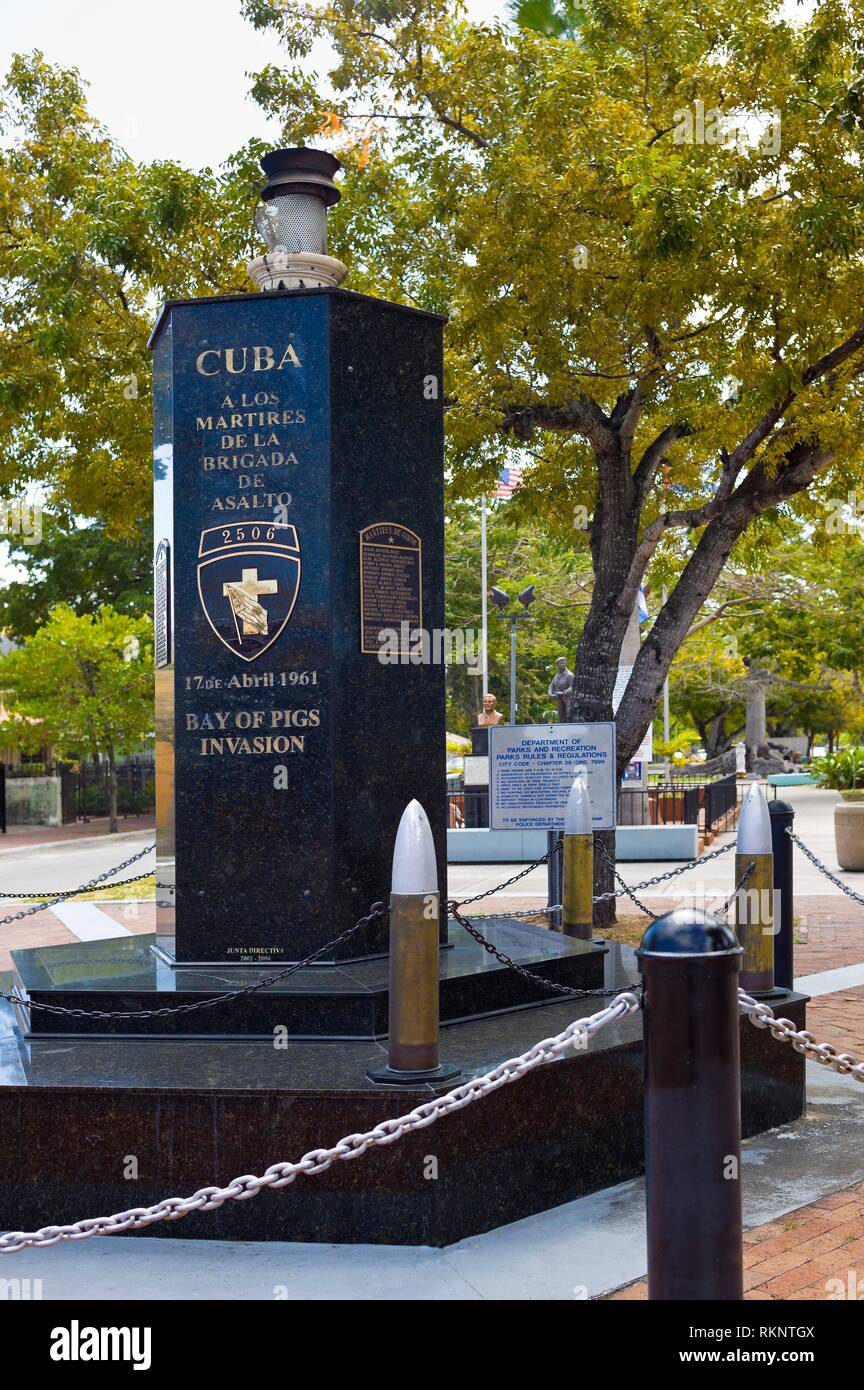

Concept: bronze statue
[[476, 693, 504, 727], [548, 656, 574, 721]]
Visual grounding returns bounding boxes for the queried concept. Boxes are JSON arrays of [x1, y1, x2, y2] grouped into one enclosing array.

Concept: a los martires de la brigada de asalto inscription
[[183, 341, 422, 766], [186, 341, 319, 766]]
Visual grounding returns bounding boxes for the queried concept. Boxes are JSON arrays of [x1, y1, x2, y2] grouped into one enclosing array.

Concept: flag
[[225, 583, 269, 639], [492, 465, 523, 500], [637, 585, 649, 624]]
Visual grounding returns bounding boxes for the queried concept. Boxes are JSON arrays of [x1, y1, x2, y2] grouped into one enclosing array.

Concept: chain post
[[768, 800, 794, 992], [735, 782, 775, 994], [562, 771, 593, 939], [638, 908, 744, 1301], [368, 800, 460, 1087]]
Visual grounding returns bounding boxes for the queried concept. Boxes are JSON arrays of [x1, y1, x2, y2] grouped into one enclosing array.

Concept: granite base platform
[[0, 944, 808, 1247], [10, 920, 606, 1040]]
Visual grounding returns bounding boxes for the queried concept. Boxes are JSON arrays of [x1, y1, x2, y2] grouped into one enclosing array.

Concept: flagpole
[[481, 493, 489, 698]]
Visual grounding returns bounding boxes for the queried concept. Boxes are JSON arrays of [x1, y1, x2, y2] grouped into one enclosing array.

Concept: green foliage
[[811, 746, 864, 793], [0, 604, 153, 762], [444, 499, 592, 730], [0, 517, 152, 638], [0, 52, 256, 536], [243, 0, 864, 513]]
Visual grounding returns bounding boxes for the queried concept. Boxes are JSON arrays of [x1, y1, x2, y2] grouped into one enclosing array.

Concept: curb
[[0, 829, 155, 858]]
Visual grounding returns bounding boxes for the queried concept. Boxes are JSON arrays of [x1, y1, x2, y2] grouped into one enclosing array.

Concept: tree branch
[[501, 397, 613, 450]]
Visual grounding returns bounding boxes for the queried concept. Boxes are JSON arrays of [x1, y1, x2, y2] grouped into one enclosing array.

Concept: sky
[[0, 0, 810, 585], [1, 0, 506, 170], [0, 1, 506, 582]]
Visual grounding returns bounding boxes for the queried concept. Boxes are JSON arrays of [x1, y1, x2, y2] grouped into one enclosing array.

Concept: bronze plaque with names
[[359, 522, 423, 654]]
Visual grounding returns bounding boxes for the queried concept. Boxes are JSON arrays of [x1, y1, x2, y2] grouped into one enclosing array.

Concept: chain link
[[1, 903, 388, 1020], [0, 844, 156, 927], [740, 991, 864, 1085], [455, 841, 561, 909], [787, 829, 864, 908], [0, 990, 640, 1254], [448, 902, 641, 1000], [591, 838, 737, 905]]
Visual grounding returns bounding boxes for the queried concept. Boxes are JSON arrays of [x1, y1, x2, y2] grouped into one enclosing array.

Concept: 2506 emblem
[[197, 523, 301, 662]]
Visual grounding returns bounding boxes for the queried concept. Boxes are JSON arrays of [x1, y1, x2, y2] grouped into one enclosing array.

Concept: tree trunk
[[570, 441, 642, 926], [706, 714, 729, 760]]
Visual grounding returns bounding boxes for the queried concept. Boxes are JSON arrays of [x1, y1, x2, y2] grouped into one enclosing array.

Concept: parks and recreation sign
[[488, 722, 616, 831]]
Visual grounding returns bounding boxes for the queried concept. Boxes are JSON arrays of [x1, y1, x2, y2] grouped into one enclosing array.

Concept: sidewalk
[[0, 815, 155, 848], [606, 1179, 864, 1301]]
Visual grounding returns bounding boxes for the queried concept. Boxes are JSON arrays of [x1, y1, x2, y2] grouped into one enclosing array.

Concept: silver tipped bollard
[[368, 800, 461, 1087], [736, 782, 775, 995], [562, 771, 593, 940]]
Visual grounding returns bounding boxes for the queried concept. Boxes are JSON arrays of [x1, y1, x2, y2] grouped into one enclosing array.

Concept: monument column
[[151, 149, 447, 965]]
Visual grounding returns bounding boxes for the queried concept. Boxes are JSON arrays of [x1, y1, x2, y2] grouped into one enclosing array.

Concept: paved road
[[449, 785, 862, 903], [0, 830, 154, 896], [0, 786, 856, 902]]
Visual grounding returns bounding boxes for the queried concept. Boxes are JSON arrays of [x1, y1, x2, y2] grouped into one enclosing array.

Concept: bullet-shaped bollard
[[562, 771, 593, 940], [768, 799, 794, 993], [638, 909, 744, 1301], [736, 782, 775, 994], [368, 800, 461, 1086]]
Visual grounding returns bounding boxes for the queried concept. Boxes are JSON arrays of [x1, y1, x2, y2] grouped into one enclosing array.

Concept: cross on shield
[[196, 523, 301, 662]]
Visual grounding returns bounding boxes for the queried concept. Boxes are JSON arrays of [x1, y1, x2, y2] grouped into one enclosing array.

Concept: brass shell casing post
[[561, 770, 593, 940], [735, 851, 775, 994], [735, 783, 775, 995], [368, 800, 461, 1087], [562, 834, 593, 940], [387, 891, 441, 1072]]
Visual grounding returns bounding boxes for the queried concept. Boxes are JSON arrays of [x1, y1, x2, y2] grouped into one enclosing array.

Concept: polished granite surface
[[0, 953, 807, 1246], [12, 920, 607, 1039], [0, 945, 633, 1091], [153, 290, 448, 966]]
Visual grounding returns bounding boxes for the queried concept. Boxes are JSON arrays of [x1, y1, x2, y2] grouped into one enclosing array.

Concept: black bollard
[[768, 800, 795, 993], [638, 908, 744, 1301]]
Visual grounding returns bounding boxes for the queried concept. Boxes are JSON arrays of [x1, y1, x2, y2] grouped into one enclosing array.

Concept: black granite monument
[[149, 150, 446, 965], [0, 150, 806, 1249]]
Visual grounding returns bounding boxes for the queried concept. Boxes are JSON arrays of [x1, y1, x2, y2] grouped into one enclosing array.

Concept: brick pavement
[[605, 1180, 864, 1301]]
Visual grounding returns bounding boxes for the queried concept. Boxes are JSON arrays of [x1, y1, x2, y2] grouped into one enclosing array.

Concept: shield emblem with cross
[[196, 523, 301, 662]]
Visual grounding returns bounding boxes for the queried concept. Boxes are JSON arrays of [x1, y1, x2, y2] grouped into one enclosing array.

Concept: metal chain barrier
[[787, 828, 864, 909], [0, 990, 640, 1255], [740, 990, 864, 1086], [455, 841, 561, 909], [595, 839, 753, 923], [0, 903, 388, 1021], [0, 844, 156, 927], [448, 901, 642, 1000], [592, 838, 737, 905]]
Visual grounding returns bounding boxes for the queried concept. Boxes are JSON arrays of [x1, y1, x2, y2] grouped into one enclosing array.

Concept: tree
[[445, 499, 592, 729], [245, 0, 864, 912], [0, 52, 258, 535], [0, 517, 152, 638], [0, 605, 153, 831]]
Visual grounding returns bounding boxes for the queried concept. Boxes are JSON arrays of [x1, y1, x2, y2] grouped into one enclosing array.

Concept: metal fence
[[447, 771, 740, 834], [0, 759, 155, 827]]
